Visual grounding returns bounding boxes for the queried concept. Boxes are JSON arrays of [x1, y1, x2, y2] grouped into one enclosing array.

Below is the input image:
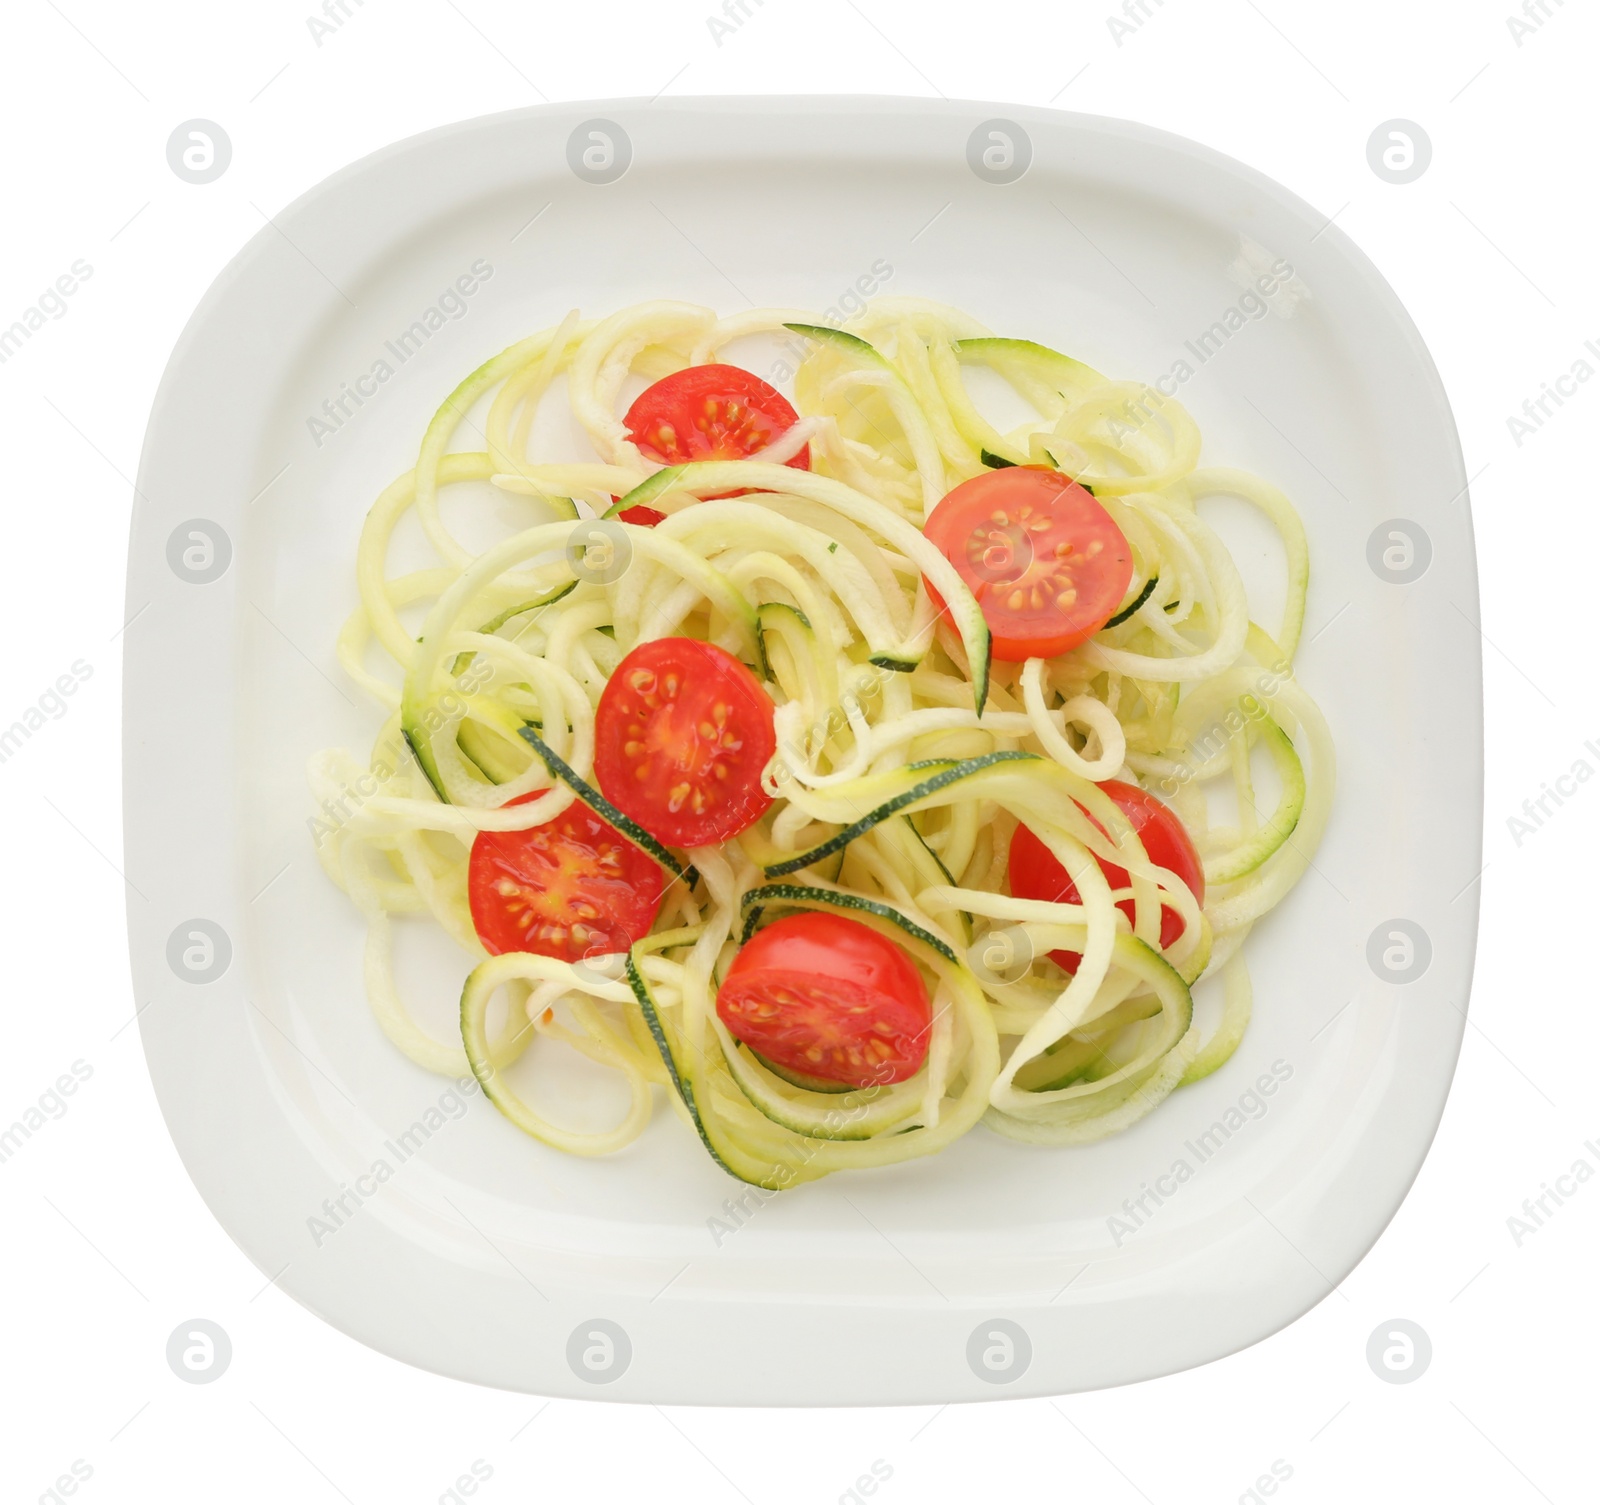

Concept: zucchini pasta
[[309, 296, 1334, 1189]]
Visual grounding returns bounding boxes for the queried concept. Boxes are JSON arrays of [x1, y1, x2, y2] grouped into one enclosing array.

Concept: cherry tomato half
[[618, 363, 810, 522], [468, 794, 664, 963], [922, 467, 1133, 661], [717, 912, 933, 1088], [593, 637, 776, 848], [615, 504, 668, 527], [1008, 779, 1204, 973]]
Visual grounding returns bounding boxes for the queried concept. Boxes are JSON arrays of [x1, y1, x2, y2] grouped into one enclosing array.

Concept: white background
[[2, 1, 1595, 1501]]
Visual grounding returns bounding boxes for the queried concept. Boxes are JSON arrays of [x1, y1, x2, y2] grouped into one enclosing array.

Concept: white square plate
[[126, 98, 1481, 1403]]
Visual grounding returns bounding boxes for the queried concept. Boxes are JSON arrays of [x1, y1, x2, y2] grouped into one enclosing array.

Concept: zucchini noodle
[[310, 297, 1335, 1187]]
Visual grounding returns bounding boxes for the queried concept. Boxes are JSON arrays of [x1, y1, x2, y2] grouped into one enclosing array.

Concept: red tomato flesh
[[1007, 779, 1204, 973], [717, 912, 932, 1087], [468, 794, 664, 962], [593, 637, 776, 848], [922, 467, 1133, 661], [619, 363, 809, 520]]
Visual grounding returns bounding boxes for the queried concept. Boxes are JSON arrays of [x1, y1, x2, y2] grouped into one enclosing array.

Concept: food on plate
[[592, 637, 777, 848], [717, 911, 934, 1089], [1007, 780, 1204, 974], [310, 297, 1333, 1187], [921, 466, 1133, 661]]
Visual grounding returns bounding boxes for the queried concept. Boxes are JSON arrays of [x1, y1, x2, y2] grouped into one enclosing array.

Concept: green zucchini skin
[[448, 581, 579, 678], [1201, 717, 1305, 884], [624, 955, 740, 1178], [753, 1054, 857, 1094], [781, 322, 883, 358], [762, 751, 1038, 879], [517, 726, 697, 888], [978, 446, 1093, 493], [951, 335, 1103, 392], [1105, 575, 1158, 628], [404, 579, 579, 800], [758, 600, 812, 631], [739, 883, 959, 964], [604, 466, 685, 519]]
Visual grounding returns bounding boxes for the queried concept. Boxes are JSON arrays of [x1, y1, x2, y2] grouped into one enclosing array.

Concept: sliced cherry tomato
[[593, 637, 776, 847], [922, 466, 1133, 661], [1007, 779, 1204, 973], [717, 912, 932, 1087], [620, 363, 809, 517], [468, 793, 664, 962]]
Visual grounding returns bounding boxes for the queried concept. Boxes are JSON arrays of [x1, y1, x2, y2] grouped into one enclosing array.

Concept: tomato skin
[[717, 912, 932, 1087], [623, 363, 809, 501], [593, 637, 776, 848], [616, 504, 667, 527], [468, 794, 664, 963], [922, 467, 1133, 662], [1007, 780, 1204, 973]]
